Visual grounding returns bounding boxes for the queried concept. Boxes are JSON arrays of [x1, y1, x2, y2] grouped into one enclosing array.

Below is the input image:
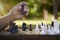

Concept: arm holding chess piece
[[0, 2, 29, 31]]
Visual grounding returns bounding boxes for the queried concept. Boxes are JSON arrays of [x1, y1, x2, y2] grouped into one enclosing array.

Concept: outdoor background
[[0, 0, 60, 27]]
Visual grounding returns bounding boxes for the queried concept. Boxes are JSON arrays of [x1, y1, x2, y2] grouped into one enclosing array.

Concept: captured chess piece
[[22, 22, 27, 31], [29, 24, 32, 31]]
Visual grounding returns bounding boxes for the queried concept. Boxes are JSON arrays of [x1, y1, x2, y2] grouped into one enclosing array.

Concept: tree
[[43, 0, 48, 20], [53, 0, 59, 20]]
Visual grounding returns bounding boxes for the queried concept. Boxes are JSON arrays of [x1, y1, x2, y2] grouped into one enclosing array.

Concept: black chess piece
[[14, 25, 18, 33], [41, 22, 45, 26], [8, 21, 14, 31], [29, 24, 32, 31], [22, 22, 27, 31], [51, 21, 54, 27], [10, 21, 15, 28], [41, 22, 43, 25], [9, 21, 18, 35]]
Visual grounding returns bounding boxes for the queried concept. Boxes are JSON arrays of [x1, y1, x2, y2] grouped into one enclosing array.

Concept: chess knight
[[0, 2, 29, 31]]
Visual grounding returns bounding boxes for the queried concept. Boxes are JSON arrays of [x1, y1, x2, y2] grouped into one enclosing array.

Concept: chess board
[[0, 29, 40, 35], [0, 29, 60, 40], [0, 31, 60, 40], [0, 20, 60, 40]]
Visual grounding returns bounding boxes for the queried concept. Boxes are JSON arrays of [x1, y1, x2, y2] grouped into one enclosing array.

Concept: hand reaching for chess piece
[[0, 2, 29, 31]]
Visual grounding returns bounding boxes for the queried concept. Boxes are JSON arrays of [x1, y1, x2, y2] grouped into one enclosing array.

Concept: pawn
[[22, 22, 27, 31], [29, 24, 32, 31], [35, 24, 40, 34], [40, 24, 46, 35], [47, 25, 51, 34], [49, 27, 55, 35], [54, 20, 60, 34], [45, 25, 48, 33]]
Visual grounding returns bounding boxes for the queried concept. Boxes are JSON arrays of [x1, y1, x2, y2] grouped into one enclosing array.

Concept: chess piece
[[45, 24, 48, 33], [9, 21, 15, 31], [13, 25, 18, 33], [51, 21, 54, 27], [49, 27, 55, 35], [47, 25, 51, 34], [10, 22, 16, 34], [40, 23, 46, 35], [54, 20, 60, 34], [6, 21, 15, 32], [9, 21, 18, 35], [51, 16, 55, 27], [35, 24, 40, 34], [22, 22, 27, 31], [29, 24, 32, 31], [41, 22, 45, 26]]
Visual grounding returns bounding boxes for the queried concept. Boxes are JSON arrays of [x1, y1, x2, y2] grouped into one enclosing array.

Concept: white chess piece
[[35, 24, 40, 34], [49, 27, 55, 35], [40, 24, 46, 35], [54, 20, 60, 34], [45, 25, 48, 33], [47, 25, 51, 34]]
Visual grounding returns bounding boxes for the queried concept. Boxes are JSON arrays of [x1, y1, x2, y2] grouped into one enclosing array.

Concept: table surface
[[0, 29, 60, 40], [0, 29, 60, 35]]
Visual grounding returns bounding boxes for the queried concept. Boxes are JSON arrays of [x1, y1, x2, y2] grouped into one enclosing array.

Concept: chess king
[[0, 2, 29, 31]]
